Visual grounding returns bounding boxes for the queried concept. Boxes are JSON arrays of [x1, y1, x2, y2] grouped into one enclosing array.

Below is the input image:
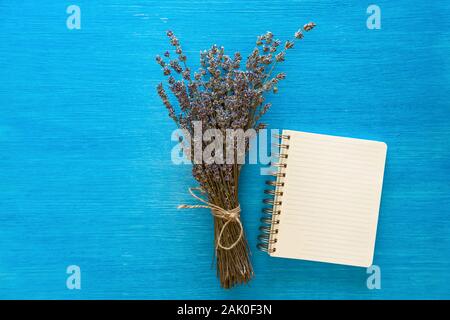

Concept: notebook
[[258, 130, 387, 267]]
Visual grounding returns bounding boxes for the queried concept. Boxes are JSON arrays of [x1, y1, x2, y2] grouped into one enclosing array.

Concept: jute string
[[178, 187, 243, 251]]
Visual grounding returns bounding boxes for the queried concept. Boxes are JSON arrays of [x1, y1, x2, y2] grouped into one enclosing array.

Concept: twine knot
[[178, 187, 243, 251]]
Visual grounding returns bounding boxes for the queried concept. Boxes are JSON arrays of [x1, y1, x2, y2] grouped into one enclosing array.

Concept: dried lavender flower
[[157, 83, 177, 121], [303, 22, 316, 32], [275, 52, 285, 62], [170, 37, 180, 46], [169, 60, 183, 73], [156, 55, 165, 67], [182, 69, 191, 81], [294, 30, 304, 39], [276, 72, 286, 80], [285, 40, 295, 49], [154, 25, 315, 289], [260, 55, 272, 65]]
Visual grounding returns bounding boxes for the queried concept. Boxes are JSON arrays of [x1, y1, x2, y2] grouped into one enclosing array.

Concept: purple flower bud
[[285, 41, 295, 49], [303, 22, 316, 32], [294, 30, 304, 39]]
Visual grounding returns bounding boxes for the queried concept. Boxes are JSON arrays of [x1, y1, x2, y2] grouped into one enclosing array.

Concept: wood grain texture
[[0, 0, 449, 299]]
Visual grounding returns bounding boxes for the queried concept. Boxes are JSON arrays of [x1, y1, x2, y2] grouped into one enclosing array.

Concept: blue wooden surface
[[0, 0, 449, 299]]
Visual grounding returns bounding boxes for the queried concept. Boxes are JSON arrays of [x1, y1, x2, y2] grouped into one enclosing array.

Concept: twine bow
[[178, 187, 243, 251]]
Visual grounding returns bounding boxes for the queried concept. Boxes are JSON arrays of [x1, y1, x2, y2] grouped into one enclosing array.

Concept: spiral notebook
[[258, 130, 387, 267]]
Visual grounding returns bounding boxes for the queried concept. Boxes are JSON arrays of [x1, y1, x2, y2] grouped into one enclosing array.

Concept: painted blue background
[[0, 0, 449, 299]]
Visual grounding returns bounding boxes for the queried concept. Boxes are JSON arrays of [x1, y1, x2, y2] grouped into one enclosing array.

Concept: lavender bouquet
[[156, 23, 315, 288]]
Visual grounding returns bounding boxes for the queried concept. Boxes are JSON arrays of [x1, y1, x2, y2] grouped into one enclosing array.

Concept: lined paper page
[[270, 130, 387, 267]]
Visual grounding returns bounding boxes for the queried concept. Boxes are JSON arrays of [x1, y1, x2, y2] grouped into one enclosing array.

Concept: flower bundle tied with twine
[[156, 23, 315, 288]]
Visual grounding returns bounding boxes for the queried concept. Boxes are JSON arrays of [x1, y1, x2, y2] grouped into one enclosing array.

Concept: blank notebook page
[[271, 130, 387, 267]]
